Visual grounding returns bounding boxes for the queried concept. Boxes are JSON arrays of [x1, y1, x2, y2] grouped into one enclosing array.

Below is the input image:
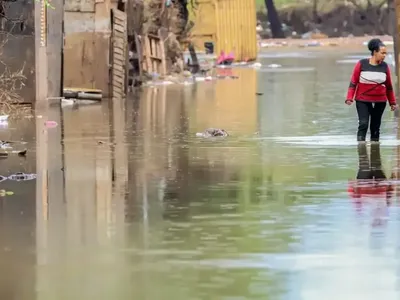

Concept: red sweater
[[346, 58, 396, 105]]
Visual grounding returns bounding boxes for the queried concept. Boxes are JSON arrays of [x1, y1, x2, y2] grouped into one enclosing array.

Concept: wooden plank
[[46, 0, 64, 98], [114, 15, 126, 23], [114, 44, 125, 52], [113, 68, 124, 76], [113, 82, 124, 89], [113, 64, 125, 72], [113, 61, 125, 68], [113, 56, 125, 63], [112, 89, 123, 95], [113, 75, 124, 82], [113, 50, 125, 58], [113, 68, 124, 77], [114, 56, 125, 63], [113, 72, 124, 81], [112, 83, 124, 91], [113, 64, 125, 73], [148, 33, 160, 40], [113, 57, 125, 63], [143, 35, 152, 73], [112, 8, 126, 20], [114, 33, 125, 41], [114, 19, 126, 27], [114, 24, 125, 33], [113, 40, 125, 49], [112, 90, 123, 98], [113, 47, 124, 55], [113, 85, 123, 92], [114, 38, 125, 45], [113, 32, 125, 38]]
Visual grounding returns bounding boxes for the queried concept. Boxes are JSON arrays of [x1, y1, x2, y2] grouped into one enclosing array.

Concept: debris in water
[[0, 189, 14, 197], [45, 121, 58, 128], [0, 115, 8, 122], [256, 92, 264, 96], [18, 149, 27, 156], [196, 128, 229, 138], [267, 64, 282, 68], [7, 172, 36, 181], [300, 40, 322, 47], [0, 141, 11, 149]]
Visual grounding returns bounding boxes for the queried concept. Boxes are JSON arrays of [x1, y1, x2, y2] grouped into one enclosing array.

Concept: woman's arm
[[385, 65, 396, 106], [346, 61, 361, 102]]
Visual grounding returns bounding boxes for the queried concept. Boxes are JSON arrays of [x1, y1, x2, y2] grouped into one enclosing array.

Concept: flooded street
[[2, 50, 400, 299]]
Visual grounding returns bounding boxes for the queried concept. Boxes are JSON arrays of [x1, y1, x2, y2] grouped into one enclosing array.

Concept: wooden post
[[34, 0, 64, 106], [46, 0, 64, 98], [34, 0, 48, 105]]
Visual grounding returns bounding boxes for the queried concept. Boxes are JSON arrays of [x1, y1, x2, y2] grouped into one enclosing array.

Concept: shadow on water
[[4, 53, 400, 299]]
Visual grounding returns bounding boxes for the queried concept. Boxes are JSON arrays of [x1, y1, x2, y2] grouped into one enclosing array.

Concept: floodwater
[[2, 51, 400, 300]]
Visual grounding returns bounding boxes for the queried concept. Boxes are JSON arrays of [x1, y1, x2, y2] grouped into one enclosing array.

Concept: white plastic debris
[[252, 62, 262, 68], [267, 64, 282, 68]]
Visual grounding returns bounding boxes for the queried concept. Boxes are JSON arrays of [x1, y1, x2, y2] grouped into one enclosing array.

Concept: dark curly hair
[[367, 38, 385, 55]]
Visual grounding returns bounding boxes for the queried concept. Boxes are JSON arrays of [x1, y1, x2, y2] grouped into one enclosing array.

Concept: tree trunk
[[313, 0, 318, 23], [264, 0, 285, 38]]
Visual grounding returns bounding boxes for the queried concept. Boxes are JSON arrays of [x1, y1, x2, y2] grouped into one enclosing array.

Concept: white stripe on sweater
[[359, 71, 386, 84]]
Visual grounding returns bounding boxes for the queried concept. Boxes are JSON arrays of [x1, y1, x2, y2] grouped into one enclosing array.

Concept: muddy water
[[1, 51, 400, 299]]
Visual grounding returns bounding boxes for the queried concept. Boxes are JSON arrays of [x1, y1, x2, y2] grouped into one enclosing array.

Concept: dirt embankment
[[259, 35, 394, 52], [257, 3, 394, 38]]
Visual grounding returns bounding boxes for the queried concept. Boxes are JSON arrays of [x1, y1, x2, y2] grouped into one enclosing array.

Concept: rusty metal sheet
[[190, 0, 257, 61]]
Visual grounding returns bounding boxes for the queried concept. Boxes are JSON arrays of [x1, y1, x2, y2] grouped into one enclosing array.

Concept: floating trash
[[0, 189, 14, 197], [0, 115, 8, 122], [196, 128, 229, 138], [45, 121, 58, 128], [0, 141, 11, 149], [267, 64, 282, 68], [63, 87, 102, 101], [7, 172, 37, 181]]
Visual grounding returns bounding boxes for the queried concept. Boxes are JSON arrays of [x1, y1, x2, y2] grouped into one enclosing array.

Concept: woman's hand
[[391, 104, 398, 111], [345, 100, 353, 105]]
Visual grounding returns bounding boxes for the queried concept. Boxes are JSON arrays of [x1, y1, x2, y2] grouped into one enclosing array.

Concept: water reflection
[[349, 143, 393, 226], [4, 54, 400, 299]]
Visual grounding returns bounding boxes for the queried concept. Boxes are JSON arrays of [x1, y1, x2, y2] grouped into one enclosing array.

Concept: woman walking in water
[[346, 38, 398, 142]]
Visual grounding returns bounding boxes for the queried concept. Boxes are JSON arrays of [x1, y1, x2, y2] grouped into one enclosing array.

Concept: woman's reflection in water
[[348, 143, 394, 227]]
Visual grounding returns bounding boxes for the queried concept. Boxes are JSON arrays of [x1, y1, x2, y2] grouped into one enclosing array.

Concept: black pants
[[356, 143, 386, 180], [356, 101, 386, 142]]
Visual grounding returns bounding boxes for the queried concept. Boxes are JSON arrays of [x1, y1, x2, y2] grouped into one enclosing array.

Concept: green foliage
[[35, 0, 55, 10]]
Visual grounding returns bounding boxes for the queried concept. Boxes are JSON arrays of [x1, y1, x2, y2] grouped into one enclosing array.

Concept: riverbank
[[259, 35, 394, 53]]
